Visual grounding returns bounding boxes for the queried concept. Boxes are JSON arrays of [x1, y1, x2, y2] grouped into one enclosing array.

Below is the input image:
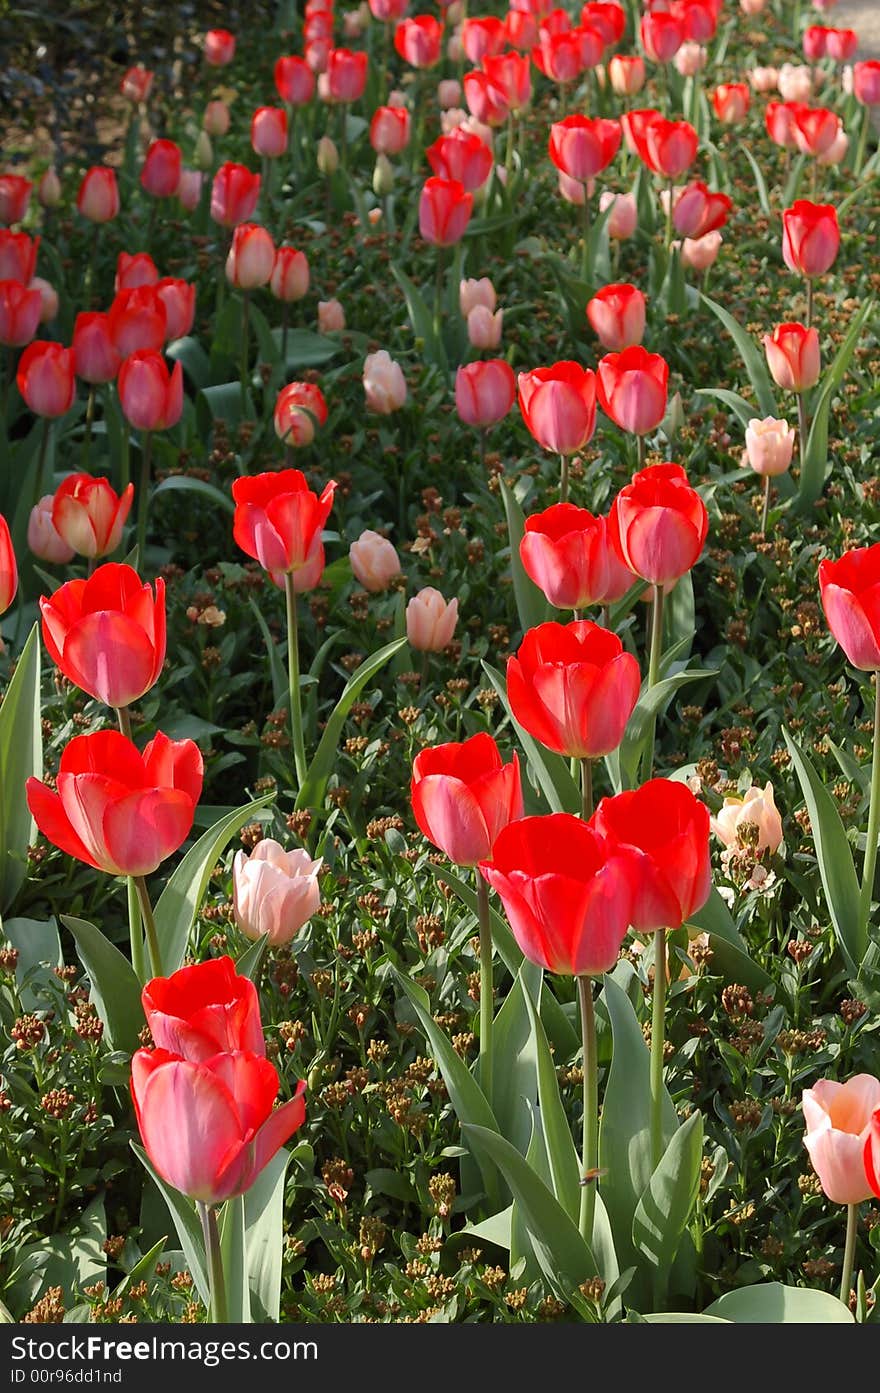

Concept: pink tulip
[[233, 840, 322, 945], [349, 529, 402, 591], [406, 588, 458, 650], [802, 1075, 880, 1204]]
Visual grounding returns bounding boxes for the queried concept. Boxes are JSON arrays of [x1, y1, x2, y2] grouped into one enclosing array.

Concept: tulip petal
[[411, 774, 491, 865], [132, 1052, 247, 1203], [63, 611, 157, 706], [102, 787, 196, 876], [26, 776, 102, 870]]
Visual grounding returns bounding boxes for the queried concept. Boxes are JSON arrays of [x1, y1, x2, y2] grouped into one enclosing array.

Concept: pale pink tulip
[[460, 277, 496, 316], [406, 588, 459, 651], [745, 417, 796, 476], [363, 350, 407, 413], [349, 529, 401, 591], [467, 304, 503, 349], [802, 1075, 880, 1205], [232, 839, 322, 945], [711, 782, 784, 853]]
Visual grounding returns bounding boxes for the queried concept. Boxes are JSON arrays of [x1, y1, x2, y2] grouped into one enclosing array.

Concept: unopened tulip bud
[[406, 587, 459, 651], [599, 190, 638, 240], [467, 304, 503, 349], [675, 42, 707, 77], [459, 277, 496, 316], [363, 349, 407, 413], [203, 100, 231, 137], [38, 169, 62, 209], [177, 169, 203, 212], [317, 136, 339, 174], [745, 416, 796, 476], [194, 132, 214, 171], [666, 391, 685, 439], [679, 229, 722, 271], [349, 529, 401, 591], [438, 79, 462, 108], [318, 298, 345, 333], [233, 840, 322, 945], [28, 494, 75, 564], [373, 153, 394, 196]]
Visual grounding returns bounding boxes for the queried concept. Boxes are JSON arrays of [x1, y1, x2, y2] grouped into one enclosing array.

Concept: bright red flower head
[[232, 468, 336, 581], [0, 279, 41, 348], [596, 345, 669, 436], [273, 380, 328, 447], [426, 131, 493, 191], [479, 813, 637, 976], [418, 177, 473, 246], [155, 278, 196, 342], [326, 47, 369, 102], [0, 513, 17, 617], [507, 619, 640, 758], [394, 16, 443, 68], [609, 462, 708, 586], [370, 105, 412, 155], [483, 52, 532, 111], [0, 173, 32, 226], [463, 70, 510, 127], [462, 16, 507, 63], [27, 729, 203, 877], [520, 502, 627, 611], [818, 544, 880, 672], [73, 312, 122, 385], [826, 27, 858, 62], [210, 162, 261, 229], [640, 10, 684, 62], [120, 65, 153, 103], [411, 732, 523, 866], [51, 474, 134, 559], [140, 140, 182, 198], [76, 167, 120, 224], [108, 286, 167, 359], [671, 181, 733, 240], [642, 116, 699, 180], [782, 200, 840, 279], [274, 55, 316, 105], [251, 107, 289, 158], [142, 956, 265, 1062], [116, 252, 159, 292], [586, 283, 646, 353], [762, 321, 820, 392], [548, 115, 621, 182], [16, 341, 75, 418], [531, 31, 583, 84], [765, 101, 799, 149], [518, 361, 597, 456], [711, 82, 750, 125], [854, 61, 880, 107], [204, 28, 236, 65], [792, 106, 842, 157]]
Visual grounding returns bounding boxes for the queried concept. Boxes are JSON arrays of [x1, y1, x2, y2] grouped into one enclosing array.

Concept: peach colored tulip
[[438, 79, 462, 107], [749, 66, 779, 93], [28, 495, 75, 564], [711, 782, 783, 854], [599, 190, 637, 240], [802, 1075, 880, 1204], [818, 129, 849, 165], [349, 529, 401, 591], [318, 298, 345, 332], [675, 42, 706, 77], [678, 230, 722, 271], [30, 277, 58, 324], [363, 350, 407, 413], [203, 100, 231, 136], [467, 304, 502, 349], [177, 170, 203, 212], [38, 169, 62, 209], [745, 417, 796, 476], [232, 840, 322, 945], [459, 276, 496, 316], [406, 588, 458, 651], [778, 63, 812, 102]]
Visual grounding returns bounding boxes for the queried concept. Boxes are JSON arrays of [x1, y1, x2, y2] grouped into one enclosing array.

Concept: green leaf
[[798, 299, 875, 511], [700, 294, 778, 419], [166, 336, 211, 389], [641, 1312, 730, 1323], [112, 1238, 167, 1301], [219, 1194, 251, 1323], [151, 475, 235, 515], [62, 916, 144, 1056], [703, 1282, 854, 1324], [5, 1196, 105, 1313], [295, 638, 407, 811], [2, 916, 62, 1010], [481, 661, 580, 814], [738, 143, 771, 217], [783, 728, 863, 972], [236, 933, 269, 983], [131, 1143, 209, 1306], [499, 481, 553, 638], [390, 264, 446, 370], [422, 862, 523, 977], [511, 1101, 554, 1282], [247, 596, 287, 708], [243, 1148, 291, 1322], [609, 667, 717, 792], [522, 986, 580, 1223], [688, 887, 773, 994], [0, 622, 41, 913], [153, 794, 275, 974], [461, 1124, 596, 1300], [632, 1110, 703, 1306], [693, 387, 757, 431], [491, 960, 542, 1158]]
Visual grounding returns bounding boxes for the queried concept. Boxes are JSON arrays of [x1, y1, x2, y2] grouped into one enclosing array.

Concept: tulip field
[[3, 0, 880, 1331]]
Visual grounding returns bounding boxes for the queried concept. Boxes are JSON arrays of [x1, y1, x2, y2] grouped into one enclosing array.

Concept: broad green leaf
[[219, 1194, 251, 1323], [153, 793, 276, 974], [610, 667, 717, 791], [642, 1312, 730, 1323], [131, 1143, 209, 1306], [5, 1196, 105, 1313], [703, 1282, 854, 1324], [522, 987, 580, 1223], [462, 1124, 597, 1300], [3, 916, 62, 1010], [700, 294, 778, 418], [499, 481, 553, 638], [244, 1148, 290, 1322], [0, 623, 41, 913], [152, 475, 235, 515], [693, 387, 757, 431], [491, 960, 542, 1158], [511, 1101, 554, 1283], [738, 143, 771, 216], [236, 933, 270, 983], [112, 1238, 167, 1300], [798, 299, 874, 511], [390, 264, 446, 370], [62, 916, 144, 1056], [632, 1110, 703, 1306], [248, 596, 287, 708], [591, 1193, 622, 1319], [422, 862, 523, 976], [166, 336, 211, 388], [459, 1205, 512, 1254], [783, 728, 862, 972], [295, 638, 406, 811], [482, 661, 580, 814], [688, 888, 773, 994]]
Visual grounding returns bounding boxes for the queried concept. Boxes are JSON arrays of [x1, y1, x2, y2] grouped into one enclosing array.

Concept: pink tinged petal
[[507, 656, 570, 754], [572, 653, 640, 757], [133, 1056, 246, 1204], [610, 373, 666, 434], [26, 777, 101, 870], [55, 771, 121, 871], [821, 583, 880, 670], [803, 1126, 877, 1205], [53, 499, 99, 558], [63, 611, 158, 706], [809, 1075, 880, 1131], [469, 758, 524, 846], [619, 505, 699, 585], [237, 1082, 307, 1194], [626, 847, 688, 932], [480, 866, 555, 971], [205, 1051, 278, 1136], [412, 774, 491, 865], [101, 787, 196, 876]]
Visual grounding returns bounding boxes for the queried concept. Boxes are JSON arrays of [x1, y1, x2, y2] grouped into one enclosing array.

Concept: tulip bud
[[599, 190, 638, 240], [363, 349, 407, 413], [745, 417, 796, 476], [318, 298, 345, 333], [438, 79, 462, 108], [203, 100, 231, 137], [406, 587, 459, 651], [373, 153, 394, 196], [459, 277, 496, 316], [30, 277, 59, 324], [28, 494, 75, 564], [194, 132, 214, 171], [467, 304, 503, 349], [38, 169, 62, 209], [233, 840, 322, 945], [0, 513, 18, 616], [349, 529, 401, 591], [317, 136, 339, 174], [678, 229, 722, 271], [225, 223, 276, 290], [270, 246, 310, 302], [177, 169, 203, 213]]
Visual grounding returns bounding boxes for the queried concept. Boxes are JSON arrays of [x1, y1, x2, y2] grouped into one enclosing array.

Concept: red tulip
[[518, 361, 597, 456], [273, 381, 328, 447], [225, 223, 276, 290], [608, 54, 646, 95], [826, 28, 858, 62], [548, 115, 621, 182], [0, 279, 41, 347], [818, 544, 880, 671], [40, 563, 166, 708], [369, 0, 409, 19], [455, 359, 516, 427], [642, 117, 698, 180], [621, 107, 660, 161], [520, 503, 626, 611], [120, 66, 153, 103], [507, 620, 640, 758], [854, 61, 880, 107], [671, 181, 732, 239], [592, 778, 711, 931], [582, 1, 626, 44], [270, 247, 310, 302], [16, 341, 75, 418], [140, 140, 182, 198], [232, 468, 336, 579], [418, 177, 473, 246], [205, 28, 236, 65], [505, 10, 538, 50], [762, 321, 820, 392], [782, 200, 840, 278], [802, 24, 828, 60], [765, 101, 799, 149], [0, 229, 39, 284], [711, 83, 750, 125], [426, 131, 493, 191], [274, 55, 316, 105], [27, 729, 202, 877], [370, 106, 411, 155], [586, 283, 646, 352], [462, 16, 507, 63], [0, 513, 17, 616], [640, 10, 684, 62], [108, 286, 167, 359], [52, 474, 134, 558], [479, 813, 637, 976], [0, 174, 32, 226], [532, 31, 583, 84], [326, 48, 368, 102], [395, 16, 443, 67], [118, 351, 183, 431], [596, 345, 669, 436], [792, 106, 842, 157], [210, 163, 261, 229], [116, 252, 159, 292], [73, 312, 121, 385], [463, 71, 510, 128], [482, 52, 532, 111], [609, 462, 708, 586], [678, 0, 717, 42], [251, 107, 288, 158], [76, 167, 120, 223], [142, 956, 265, 1061], [411, 732, 523, 866], [155, 278, 196, 341]]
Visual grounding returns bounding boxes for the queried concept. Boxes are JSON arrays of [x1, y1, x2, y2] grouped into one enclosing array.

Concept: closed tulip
[[40, 563, 166, 708], [643, 117, 699, 180], [411, 733, 523, 867], [155, 278, 196, 342], [203, 100, 231, 137], [548, 115, 621, 182], [426, 131, 493, 191], [370, 106, 411, 155], [233, 841, 322, 945], [678, 229, 722, 272], [418, 177, 473, 246], [116, 252, 159, 292], [73, 312, 121, 385], [318, 298, 345, 333], [405, 587, 459, 651], [803, 24, 828, 59], [793, 106, 842, 157], [609, 462, 708, 586], [586, 283, 645, 352], [131, 1048, 305, 1205], [671, 180, 732, 239], [363, 350, 407, 414], [349, 529, 401, 591], [462, 16, 506, 63], [711, 782, 783, 855], [225, 223, 276, 290], [325, 48, 368, 103], [802, 1076, 880, 1204], [826, 27, 858, 62], [745, 416, 796, 476], [177, 169, 203, 214], [394, 16, 443, 68], [854, 61, 880, 106], [204, 28, 236, 65], [27, 729, 202, 877], [608, 54, 646, 95], [482, 52, 532, 112], [518, 361, 597, 456], [532, 32, 583, 85], [0, 229, 39, 284], [120, 65, 153, 103], [16, 341, 75, 418], [467, 304, 502, 349], [108, 286, 167, 359], [762, 321, 820, 392], [273, 381, 328, 447], [0, 514, 17, 616], [675, 41, 707, 77], [51, 473, 134, 559], [641, 10, 684, 62], [479, 813, 637, 976], [142, 955, 264, 1061], [460, 277, 496, 316], [599, 190, 638, 240], [210, 163, 261, 229], [250, 107, 288, 160], [140, 140, 182, 198], [275, 55, 316, 105], [592, 778, 711, 931], [0, 173, 32, 226], [782, 200, 840, 278], [76, 167, 120, 223], [711, 82, 750, 124], [117, 351, 183, 431], [818, 543, 880, 671], [520, 503, 623, 611], [597, 345, 669, 436], [0, 279, 41, 347], [270, 246, 310, 303], [232, 468, 335, 580], [508, 620, 640, 758], [766, 100, 799, 150], [455, 359, 515, 426], [27, 495, 75, 564]]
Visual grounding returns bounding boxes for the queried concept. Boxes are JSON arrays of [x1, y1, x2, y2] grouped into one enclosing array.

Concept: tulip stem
[[475, 871, 494, 1106], [760, 474, 771, 535], [198, 1202, 229, 1324], [135, 431, 152, 568], [854, 108, 870, 178], [127, 876, 145, 984], [284, 573, 308, 792], [643, 582, 665, 780], [582, 188, 592, 283], [664, 179, 673, 251], [433, 250, 445, 362], [577, 975, 598, 1247], [797, 391, 809, 476], [82, 387, 96, 474], [649, 928, 668, 1171], [637, 434, 646, 469], [859, 677, 880, 933], [34, 418, 51, 507], [581, 757, 593, 821], [805, 278, 814, 331], [840, 1202, 858, 1309], [240, 292, 250, 407], [281, 302, 289, 368], [133, 877, 162, 979], [559, 452, 569, 505]]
